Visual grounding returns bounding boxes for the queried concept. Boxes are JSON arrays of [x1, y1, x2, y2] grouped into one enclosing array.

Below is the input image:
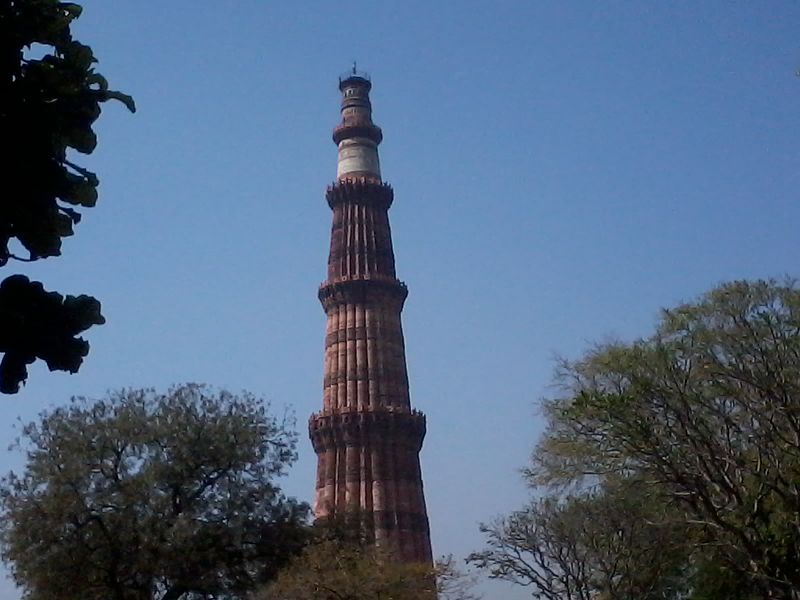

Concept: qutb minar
[[309, 68, 434, 564]]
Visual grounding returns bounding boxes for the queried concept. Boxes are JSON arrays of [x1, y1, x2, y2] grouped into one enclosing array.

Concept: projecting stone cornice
[[318, 275, 407, 311], [333, 122, 383, 145], [309, 407, 426, 452], [326, 178, 394, 210]]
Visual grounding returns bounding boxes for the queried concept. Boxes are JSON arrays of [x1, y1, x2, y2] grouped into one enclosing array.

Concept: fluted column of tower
[[309, 70, 433, 565]]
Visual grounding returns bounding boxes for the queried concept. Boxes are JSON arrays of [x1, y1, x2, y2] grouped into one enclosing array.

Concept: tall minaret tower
[[309, 69, 433, 564]]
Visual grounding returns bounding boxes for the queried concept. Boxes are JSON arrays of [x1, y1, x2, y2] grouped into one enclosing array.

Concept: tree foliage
[[468, 480, 688, 600], [0, 385, 310, 600], [0, 274, 104, 393], [260, 538, 479, 600], [472, 279, 800, 599], [0, 0, 134, 392]]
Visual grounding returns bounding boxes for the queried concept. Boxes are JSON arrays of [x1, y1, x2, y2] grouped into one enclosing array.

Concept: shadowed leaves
[[0, 274, 104, 393], [0, 0, 134, 392]]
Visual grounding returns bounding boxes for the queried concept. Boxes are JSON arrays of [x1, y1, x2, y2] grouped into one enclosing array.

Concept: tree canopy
[[260, 537, 478, 600], [0, 0, 134, 392], [469, 478, 688, 600], [471, 279, 800, 599], [0, 385, 310, 600]]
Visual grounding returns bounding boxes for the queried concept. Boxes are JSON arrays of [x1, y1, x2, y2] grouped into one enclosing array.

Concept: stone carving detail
[[325, 178, 394, 210], [318, 278, 407, 312]]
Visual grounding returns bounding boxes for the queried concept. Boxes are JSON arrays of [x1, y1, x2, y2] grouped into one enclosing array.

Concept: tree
[[527, 280, 800, 598], [0, 0, 134, 393], [260, 539, 434, 600], [0, 384, 310, 600], [687, 553, 759, 600], [260, 538, 479, 600], [468, 479, 688, 600]]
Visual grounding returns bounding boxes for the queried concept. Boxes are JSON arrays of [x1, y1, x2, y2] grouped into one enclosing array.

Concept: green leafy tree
[[0, 384, 310, 600], [688, 554, 759, 600], [0, 0, 134, 393], [468, 479, 688, 600], [260, 539, 479, 600], [528, 280, 800, 598]]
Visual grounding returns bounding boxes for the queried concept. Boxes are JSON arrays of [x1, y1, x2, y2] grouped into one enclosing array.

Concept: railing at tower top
[[339, 67, 370, 85]]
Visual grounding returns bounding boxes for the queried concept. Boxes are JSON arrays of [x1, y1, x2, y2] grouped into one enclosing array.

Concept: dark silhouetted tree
[[0, 0, 134, 392], [0, 384, 310, 600]]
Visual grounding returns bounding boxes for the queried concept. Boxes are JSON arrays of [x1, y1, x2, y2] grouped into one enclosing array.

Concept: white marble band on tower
[[337, 137, 381, 179]]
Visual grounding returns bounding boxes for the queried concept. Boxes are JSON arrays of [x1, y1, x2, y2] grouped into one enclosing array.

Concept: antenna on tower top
[[338, 64, 371, 87]]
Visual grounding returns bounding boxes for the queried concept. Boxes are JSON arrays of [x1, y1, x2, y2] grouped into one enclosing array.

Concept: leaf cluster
[[0, 274, 104, 392], [1, 0, 134, 263], [0, 0, 134, 392]]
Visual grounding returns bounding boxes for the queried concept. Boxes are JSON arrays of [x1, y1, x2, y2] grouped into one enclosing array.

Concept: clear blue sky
[[1, 2, 798, 598]]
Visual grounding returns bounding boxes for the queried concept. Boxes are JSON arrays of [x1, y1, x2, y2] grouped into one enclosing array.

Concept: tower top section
[[333, 66, 383, 181], [338, 65, 371, 91]]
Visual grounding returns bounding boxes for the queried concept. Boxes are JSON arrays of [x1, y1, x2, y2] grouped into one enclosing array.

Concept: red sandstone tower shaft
[[309, 70, 433, 564]]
